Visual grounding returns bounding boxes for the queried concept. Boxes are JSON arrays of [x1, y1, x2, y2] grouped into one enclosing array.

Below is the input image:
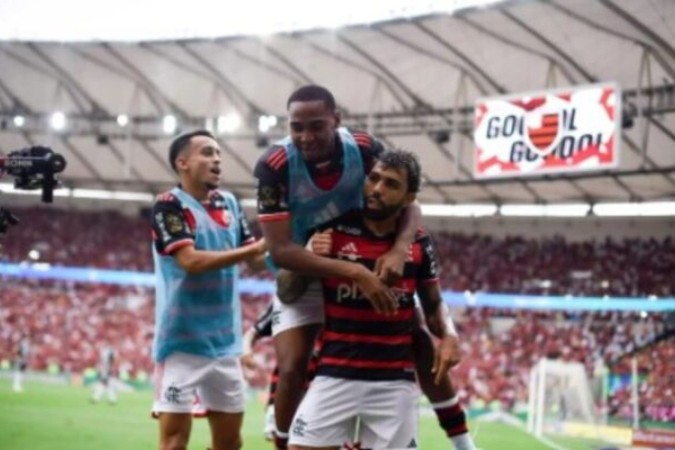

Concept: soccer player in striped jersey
[[289, 150, 476, 450], [254, 85, 420, 449]]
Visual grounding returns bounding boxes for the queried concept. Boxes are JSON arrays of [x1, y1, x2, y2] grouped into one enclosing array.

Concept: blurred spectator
[[2, 208, 673, 297]]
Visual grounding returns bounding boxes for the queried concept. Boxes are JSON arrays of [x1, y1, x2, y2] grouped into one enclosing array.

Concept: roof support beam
[[413, 21, 508, 94]]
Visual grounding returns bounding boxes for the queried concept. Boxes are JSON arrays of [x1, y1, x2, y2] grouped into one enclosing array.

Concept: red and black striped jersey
[[253, 129, 384, 222], [317, 211, 440, 382]]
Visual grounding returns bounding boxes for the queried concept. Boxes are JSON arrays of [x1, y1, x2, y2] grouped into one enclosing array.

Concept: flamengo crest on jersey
[[152, 187, 244, 362], [280, 127, 365, 245]]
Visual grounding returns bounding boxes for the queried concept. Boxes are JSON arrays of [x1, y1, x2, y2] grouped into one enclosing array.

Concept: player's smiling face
[[177, 135, 222, 190], [363, 162, 415, 221], [288, 100, 341, 164]]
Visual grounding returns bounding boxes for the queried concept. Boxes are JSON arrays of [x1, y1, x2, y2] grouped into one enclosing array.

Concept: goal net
[[527, 358, 601, 439]]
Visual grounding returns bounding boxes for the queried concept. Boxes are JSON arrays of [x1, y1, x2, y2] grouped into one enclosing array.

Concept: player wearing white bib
[[91, 345, 118, 404]]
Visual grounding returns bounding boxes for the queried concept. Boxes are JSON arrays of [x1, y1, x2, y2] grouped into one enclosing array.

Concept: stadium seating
[[3, 207, 674, 297], [1, 207, 673, 422]]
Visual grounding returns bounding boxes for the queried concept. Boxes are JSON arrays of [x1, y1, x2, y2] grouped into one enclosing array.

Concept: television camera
[[0, 146, 67, 235]]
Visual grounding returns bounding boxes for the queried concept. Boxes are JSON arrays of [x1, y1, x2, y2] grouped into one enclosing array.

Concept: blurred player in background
[[91, 343, 118, 404], [12, 332, 30, 393]]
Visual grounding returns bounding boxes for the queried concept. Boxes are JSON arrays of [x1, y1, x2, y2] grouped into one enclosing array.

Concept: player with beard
[[254, 85, 417, 449], [256, 86, 476, 450], [150, 130, 267, 450], [288, 150, 471, 449]]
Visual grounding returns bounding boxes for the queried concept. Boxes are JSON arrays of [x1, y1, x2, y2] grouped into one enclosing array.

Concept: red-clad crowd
[[1, 277, 672, 422], [1, 207, 673, 423], [3, 208, 674, 297]]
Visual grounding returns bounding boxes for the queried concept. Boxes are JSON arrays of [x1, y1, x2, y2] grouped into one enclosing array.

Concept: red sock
[[432, 397, 469, 437]]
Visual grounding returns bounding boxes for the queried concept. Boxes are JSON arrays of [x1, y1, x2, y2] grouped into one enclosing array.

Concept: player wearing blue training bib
[[150, 130, 267, 450]]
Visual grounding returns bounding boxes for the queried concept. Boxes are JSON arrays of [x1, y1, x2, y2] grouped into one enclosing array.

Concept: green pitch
[[0, 380, 610, 449]]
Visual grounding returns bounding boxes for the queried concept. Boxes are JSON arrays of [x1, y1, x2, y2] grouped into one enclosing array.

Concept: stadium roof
[[0, 0, 674, 205]]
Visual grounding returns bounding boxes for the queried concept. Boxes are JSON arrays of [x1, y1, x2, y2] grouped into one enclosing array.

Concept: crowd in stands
[[1, 207, 673, 423], [2, 208, 674, 297], [1, 277, 672, 423]]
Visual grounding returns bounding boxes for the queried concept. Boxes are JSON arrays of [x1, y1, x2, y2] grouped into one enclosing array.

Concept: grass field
[[0, 379, 616, 449]]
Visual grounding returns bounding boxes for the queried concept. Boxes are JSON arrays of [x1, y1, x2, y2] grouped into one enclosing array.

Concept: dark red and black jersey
[[317, 211, 440, 382], [253, 129, 384, 222], [150, 188, 255, 255]]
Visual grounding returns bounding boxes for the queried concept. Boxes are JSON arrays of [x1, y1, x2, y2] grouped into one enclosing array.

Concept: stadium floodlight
[[162, 114, 177, 134], [593, 201, 675, 217], [545, 203, 590, 217], [500, 204, 546, 217], [72, 189, 153, 202], [420, 204, 497, 217], [217, 113, 241, 134], [0, 182, 70, 197], [258, 115, 278, 133], [116, 114, 129, 127], [13, 115, 25, 127], [500, 203, 590, 217], [50, 111, 67, 131], [240, 198, 257, 208], [638, 201, 675, 216]]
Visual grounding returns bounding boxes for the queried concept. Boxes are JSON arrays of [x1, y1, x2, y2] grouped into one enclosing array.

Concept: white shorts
[[271, 280, 324, 336], [152, 352, 245, 415], [289, 376, 420, 449]]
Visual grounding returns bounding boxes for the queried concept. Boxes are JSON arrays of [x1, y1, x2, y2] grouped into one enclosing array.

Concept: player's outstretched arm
[[244, 239, 269, 273], [174, 239, 266, 275], [418, 282, 461, 385]]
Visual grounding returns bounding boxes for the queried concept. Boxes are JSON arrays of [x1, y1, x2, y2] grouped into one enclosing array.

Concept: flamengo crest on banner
[[473, 83, 621, 178]]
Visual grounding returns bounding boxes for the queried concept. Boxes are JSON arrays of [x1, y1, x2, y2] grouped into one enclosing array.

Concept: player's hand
[[432, 334, 461, 385], [247, 238, 267, 257], [240, 352, 258, 371], [354, 265, 398, 315], [309, 229, 333, 256], [375, 245, 407, 286]]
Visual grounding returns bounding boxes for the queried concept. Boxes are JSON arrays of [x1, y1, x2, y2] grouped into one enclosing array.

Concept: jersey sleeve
[[151, 195, 195, 255], [351, 130, 385, 172], [233, 197, 257, 247], [418, 232, 441, 284], [254, 145, 290, 223]]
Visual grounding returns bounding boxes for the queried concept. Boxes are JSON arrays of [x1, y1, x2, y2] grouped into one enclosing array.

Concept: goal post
[[527, 358, 602, 438]]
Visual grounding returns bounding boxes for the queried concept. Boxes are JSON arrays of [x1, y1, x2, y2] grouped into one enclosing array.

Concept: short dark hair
[[287, 85, 336, 111], [168, 129, 214, 172], [377, 149, 422, 193]]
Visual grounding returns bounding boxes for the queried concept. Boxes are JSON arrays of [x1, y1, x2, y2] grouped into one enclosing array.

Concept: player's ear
[[175, 149, 190, 172], [334, 110, 342, 128], [403, 192, 416, 207]]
